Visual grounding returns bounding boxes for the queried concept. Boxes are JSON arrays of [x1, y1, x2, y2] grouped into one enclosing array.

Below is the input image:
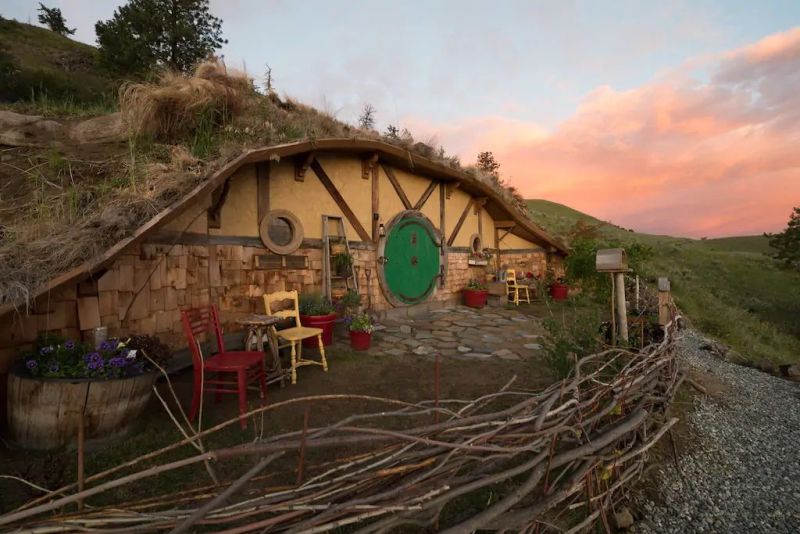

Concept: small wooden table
[[236, 314, 286, 387]]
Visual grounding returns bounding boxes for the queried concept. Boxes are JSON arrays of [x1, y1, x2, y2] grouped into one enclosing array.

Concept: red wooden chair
[[181, 305, 266, 429]]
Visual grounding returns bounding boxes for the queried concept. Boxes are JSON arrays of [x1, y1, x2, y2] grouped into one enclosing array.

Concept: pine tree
[[37, 3, 75, 36], [476, 151, 501, 178], [766, 207, 800, 270], [95, 0, 226, 74]]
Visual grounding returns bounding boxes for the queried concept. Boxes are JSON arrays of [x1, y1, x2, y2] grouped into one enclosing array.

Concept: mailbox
[[595, 248, 628, 272]]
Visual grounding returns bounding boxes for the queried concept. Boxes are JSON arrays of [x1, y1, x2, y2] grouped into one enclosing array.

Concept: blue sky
[[4, 1, 800, 236]]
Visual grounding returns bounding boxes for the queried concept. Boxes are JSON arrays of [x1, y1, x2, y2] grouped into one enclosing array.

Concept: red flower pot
[[463, 288, 489, 308], [349, 330, 372, 351], [549, 283, 568, 300], [300, 313, 337, 347]]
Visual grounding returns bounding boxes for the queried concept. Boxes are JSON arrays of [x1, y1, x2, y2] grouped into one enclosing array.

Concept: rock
[[414, 331, 433, 339], [36, 120, 63, 134], [457, 346, 472, 353], [0, 110, 42, 128], [0, 130, 33, 146], [523, 343, 542, 350], [69, 112, 127, 144], [399, 325, 413, 334], [613, 507, 634, 529], [384, 348, 406, 356], [413, 345, 434, 355], [497, 352, 521, 361], [464, 352, 491, 359], [492, 348, 514, 357], [779, 364, 800, 379]]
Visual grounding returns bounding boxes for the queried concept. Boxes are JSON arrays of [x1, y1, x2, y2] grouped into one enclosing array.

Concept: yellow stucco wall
[[499, 232, 541, 250], [162, 194, 210, 234], [210, 164, 259, 237]]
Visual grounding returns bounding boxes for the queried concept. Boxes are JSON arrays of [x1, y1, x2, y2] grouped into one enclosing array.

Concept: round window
[[469, 233, 482, 254], [259, 209, 304, 255]]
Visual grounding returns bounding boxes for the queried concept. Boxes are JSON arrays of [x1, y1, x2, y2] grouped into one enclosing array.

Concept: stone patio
[[334, 306, 546, 361]]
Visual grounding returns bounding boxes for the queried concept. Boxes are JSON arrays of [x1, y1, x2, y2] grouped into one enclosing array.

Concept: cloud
[[410, 27, 800, 238]]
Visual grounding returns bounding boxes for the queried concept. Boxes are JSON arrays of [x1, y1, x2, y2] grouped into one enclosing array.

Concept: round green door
[[383, 215, 441, 305]]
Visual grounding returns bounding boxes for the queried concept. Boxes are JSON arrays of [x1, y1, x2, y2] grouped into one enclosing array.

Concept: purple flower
[[99, 340, 114, 351], [49, 362, 60, 373], [39, 345, 54, 355], [83, 352, 104, 371], [64, 340, 75, 350], [25, 359, 37, 370], [109, 357, 127, 368]]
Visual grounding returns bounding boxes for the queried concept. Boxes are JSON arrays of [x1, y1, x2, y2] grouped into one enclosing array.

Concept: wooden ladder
[[322, 215, 358, 301]]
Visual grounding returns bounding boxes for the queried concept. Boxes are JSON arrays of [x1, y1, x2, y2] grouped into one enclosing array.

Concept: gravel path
[[636, 330, 800, 533]]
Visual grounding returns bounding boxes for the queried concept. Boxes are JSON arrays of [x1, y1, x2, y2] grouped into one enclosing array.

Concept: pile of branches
[[1, 317, 681, 533]]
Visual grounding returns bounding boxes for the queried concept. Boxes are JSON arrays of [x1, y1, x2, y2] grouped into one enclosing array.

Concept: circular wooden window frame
[[259, 209, 304, 255], [469, 233, 482, 255]]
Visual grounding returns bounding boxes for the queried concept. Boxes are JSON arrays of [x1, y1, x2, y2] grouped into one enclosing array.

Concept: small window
[[259, 209, 304, 255], [470, 233, 482, 255]]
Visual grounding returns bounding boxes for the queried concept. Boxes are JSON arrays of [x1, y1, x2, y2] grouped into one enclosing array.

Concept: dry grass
[[120, 60, 251, 140], [0, 60, 541, 308]]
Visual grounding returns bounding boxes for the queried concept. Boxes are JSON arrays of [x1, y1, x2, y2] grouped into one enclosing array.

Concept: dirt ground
[[0, 303, 556, 513]]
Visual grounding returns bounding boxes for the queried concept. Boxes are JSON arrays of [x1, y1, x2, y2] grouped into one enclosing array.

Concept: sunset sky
[[5, 0, 800, 237]]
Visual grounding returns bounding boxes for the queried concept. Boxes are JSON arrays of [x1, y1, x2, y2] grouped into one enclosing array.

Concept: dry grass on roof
[[0, 60, 535, 309]]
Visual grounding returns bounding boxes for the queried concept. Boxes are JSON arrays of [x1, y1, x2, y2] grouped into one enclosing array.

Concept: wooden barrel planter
[[6, 370, 156, 450]]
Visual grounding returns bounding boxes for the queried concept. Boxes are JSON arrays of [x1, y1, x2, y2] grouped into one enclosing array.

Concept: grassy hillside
[[528, 199, 800, 365], [0, 18, 117, 113]]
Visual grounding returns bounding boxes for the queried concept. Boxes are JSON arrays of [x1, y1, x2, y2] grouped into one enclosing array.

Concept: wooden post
[[615, 272, 628, 343], [609, 273, 616, 346], [434, 353, 440, 425], [657, 277, 671, 327], [635, 275, 640, 312], [77, 415, 85, 511]]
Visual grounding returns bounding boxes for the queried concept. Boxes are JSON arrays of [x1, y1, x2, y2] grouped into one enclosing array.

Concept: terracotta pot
[[463, 288, 489, 308], [549, 283, 569, 300], [300, 312, 337, 347], [7, 370, 156, 450], [349, 330, 372, 351], [330, 243, 347, 255]]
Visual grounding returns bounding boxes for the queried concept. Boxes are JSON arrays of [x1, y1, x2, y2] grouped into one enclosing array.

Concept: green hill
[[528, 199, 800, 366], [0, 18, 117, 112]]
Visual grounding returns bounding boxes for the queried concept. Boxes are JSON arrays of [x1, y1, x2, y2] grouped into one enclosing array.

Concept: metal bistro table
[[237, 314, 287, 388]]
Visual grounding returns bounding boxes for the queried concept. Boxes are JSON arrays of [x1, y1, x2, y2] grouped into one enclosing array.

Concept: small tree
[[766, 207, 800, 270], [385, 124, 399, 139], [95, 0, 226, 74], [358, 104, 375, 130], [263, 63, 274, 94], [476, 151, 501, 178], [37, 3, 75, 36]]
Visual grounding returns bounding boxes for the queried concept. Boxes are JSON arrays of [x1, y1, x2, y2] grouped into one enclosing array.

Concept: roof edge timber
[[0, 138, 567, 318]]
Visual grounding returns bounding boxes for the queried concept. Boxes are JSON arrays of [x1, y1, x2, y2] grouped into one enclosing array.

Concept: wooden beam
[[362, 152, 379, 180], [494, 227, 501, 271], [207, 178, 231, 229], [256, 161, 270, 222], [494, 220, 515, 228], [447, 198, 474, 247], [445, 182, 460, 199], [414, 180, 438, 211], [473, 197, 487, 214], [497, 226, 515, 243], [381, 164, 412, 210], [295, 152, 315, 181], [439, 182, 445, 238], [310, 160, 371, 242], [371, 163, 379, 242]]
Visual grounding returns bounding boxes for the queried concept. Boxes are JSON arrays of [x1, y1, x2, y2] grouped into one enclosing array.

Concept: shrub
[[347, 312, 374, 333], [299, 292, 334, 316], [465, 278, 487, 290], [541, 302, 604, 379]]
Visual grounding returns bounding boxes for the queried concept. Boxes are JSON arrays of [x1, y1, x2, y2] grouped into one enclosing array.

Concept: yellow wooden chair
[[263, 290, 328, 385], [506, 269, 531, 305]]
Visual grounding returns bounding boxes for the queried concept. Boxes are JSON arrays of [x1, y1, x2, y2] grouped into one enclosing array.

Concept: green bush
[[542, 301, 604, 378]]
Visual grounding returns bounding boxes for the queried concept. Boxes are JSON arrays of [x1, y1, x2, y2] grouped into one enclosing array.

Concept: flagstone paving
[[334, 306, 547, 362]]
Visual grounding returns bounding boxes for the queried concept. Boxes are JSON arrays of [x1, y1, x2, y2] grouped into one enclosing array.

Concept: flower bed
[[7, 336, 167, 450]]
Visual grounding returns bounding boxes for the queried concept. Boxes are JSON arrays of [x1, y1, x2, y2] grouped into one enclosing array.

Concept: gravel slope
[[636, 331, 800, 533]]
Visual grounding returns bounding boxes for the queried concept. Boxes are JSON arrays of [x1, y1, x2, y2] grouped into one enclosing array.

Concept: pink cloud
[[409, 27, 800, 238]]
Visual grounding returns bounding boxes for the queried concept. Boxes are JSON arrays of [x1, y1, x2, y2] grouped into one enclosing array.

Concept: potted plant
[[332, 251, 354, 277], [299, 292, 337, 347], [330, 239, 347, 256], [347, 312, 374, 351], [546, 271, 569, 301], [463, 278, 489, 308], [7, 335, 165, 450]]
